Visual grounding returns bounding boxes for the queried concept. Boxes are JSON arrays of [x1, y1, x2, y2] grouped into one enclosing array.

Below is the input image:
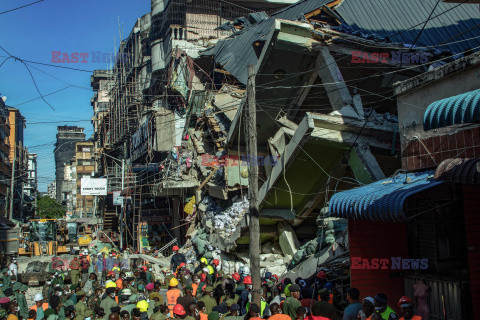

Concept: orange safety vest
[[400, 316, 422, 320], [191, 283, 198, 297], [30, 303, 49, 312], [167, 288, 182, 316], [116, 278, 123, 290]]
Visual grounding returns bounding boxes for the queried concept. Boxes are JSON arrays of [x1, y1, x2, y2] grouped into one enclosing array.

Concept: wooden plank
[[196, 167, 219, 192]]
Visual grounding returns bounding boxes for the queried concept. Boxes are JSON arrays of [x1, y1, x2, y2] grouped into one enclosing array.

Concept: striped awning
[[329, 171, 442, 222], [434, 158, 480, 185], [424, 89, 480, 130]]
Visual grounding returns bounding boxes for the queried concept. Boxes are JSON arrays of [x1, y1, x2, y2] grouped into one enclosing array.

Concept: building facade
[[54, 126, 85, 204], [0, 97, 10, 214], [74, 141, 95, 217]]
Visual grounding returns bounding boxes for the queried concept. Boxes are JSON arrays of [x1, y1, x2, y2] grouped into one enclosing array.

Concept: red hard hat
[[316, 271, 326, 279], [271, 274, 278, 281], [200, 273, 207, 282], [212, 259, 219, 266], [243, 276, 252, 285], [173, 304, 186, 316], [179, 262, 186, 268], [232, 273, 240, 281], [108, 271, 115, 276], [398, 296, 413, 308], [172, 245, 180, 251]]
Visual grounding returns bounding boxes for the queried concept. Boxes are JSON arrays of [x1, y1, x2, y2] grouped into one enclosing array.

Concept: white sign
[[81, 177, 107, 195]]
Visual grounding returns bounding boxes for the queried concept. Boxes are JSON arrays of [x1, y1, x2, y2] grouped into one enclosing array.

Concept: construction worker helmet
[[136, 300, 149, 313], [169, 277, 179, 287], [173, 304, 186, 316], [106, 281, 117, 289], [243, 276, 252, 285], [172, 245, 180, 252], [207, 265, 214, 275], [212, 259, 219, 266], [200, 257, 208, 264], [232, 273, 240, 281]]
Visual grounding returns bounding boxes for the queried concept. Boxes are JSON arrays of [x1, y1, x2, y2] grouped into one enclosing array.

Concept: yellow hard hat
[[106, 281, 117, 289], [200, 257, 208, 264], [136, 300, 149, 313], [207, 265, 214, 275], [169, 277, 179, 287]]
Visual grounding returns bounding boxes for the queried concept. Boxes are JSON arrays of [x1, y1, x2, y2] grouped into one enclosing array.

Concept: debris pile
[[202, 195, 248, 235]]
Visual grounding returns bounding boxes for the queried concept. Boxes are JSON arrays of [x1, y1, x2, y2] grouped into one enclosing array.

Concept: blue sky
[[0, 0, 150, 191]]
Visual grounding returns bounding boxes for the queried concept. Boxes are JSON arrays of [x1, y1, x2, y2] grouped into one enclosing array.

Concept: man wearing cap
[[80, 254, 90, 285], [120, 294, 138, 315], [167, 278, 183, 317], [374, 293, 397, 320], [69, 256, 81, 287], [30, 293, 49, 320], [75, 290, 93, 320], [198, 286, 215, 315], [170, 246, 187, 274], [95, 253, 105, 284], [282, 284, 301, 320], [224, 303, 242, 320], [397, 296, 421, 320], [101, 287, 118, 319], [358, 297, 375, 320], [105, 254, 115, 274], [17, 284, 29, 320]]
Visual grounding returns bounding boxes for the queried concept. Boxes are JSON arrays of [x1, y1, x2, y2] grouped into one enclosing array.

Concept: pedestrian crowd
[[0, 246, 422, 320]]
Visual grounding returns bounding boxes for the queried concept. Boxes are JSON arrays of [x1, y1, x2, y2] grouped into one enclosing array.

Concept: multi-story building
[[7, 108, 27, 220], [74, 141, 95, 217], [24, 153, 37, 198], [47, 181, 56, 200], [62, 159, 76, 215], [0, 96, 10, 213], [54, 126, 85, 203]]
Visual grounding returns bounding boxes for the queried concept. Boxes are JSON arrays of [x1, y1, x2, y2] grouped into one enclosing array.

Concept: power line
[[0, 0, 45, 15]]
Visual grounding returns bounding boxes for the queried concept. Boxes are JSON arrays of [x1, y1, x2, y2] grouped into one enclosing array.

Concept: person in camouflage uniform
[[88, 288, 103, 312], [0, 297, 8, 320]]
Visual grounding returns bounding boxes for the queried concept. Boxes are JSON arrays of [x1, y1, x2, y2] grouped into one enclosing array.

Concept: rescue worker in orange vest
[[29, 293, 49, 320], [166, 278, 183, 317], [398, 296, 422, 320]]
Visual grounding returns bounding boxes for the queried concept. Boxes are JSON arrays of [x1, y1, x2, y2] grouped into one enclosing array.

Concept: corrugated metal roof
[[434, 158, 480, 185], [328, 171, 442, 222], [203, 0, 480, 85], [423, 89, 480, 130], [335, 0, 480, 54]]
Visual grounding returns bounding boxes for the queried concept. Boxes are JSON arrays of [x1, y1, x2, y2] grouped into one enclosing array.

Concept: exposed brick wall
[[401, 127, 480, 171]]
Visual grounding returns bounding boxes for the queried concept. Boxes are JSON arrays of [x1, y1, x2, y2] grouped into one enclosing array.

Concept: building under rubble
[[91, 0, 480, 307]]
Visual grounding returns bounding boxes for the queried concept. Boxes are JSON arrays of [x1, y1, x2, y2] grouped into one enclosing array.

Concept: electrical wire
[[0, 0, 45, 15]]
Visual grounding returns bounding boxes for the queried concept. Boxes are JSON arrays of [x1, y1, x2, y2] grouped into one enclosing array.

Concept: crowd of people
[[0, 246, 423, 320]]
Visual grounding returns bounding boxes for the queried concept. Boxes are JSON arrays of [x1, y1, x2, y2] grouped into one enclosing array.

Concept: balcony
[[77, 165, 94, 174], [0, 162, 11, 176]]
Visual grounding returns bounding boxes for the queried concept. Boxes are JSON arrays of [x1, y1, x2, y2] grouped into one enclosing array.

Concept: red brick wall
[[401, 127, 480, 171], [349, 220, 408, 307], [463, 185, 480, 316]]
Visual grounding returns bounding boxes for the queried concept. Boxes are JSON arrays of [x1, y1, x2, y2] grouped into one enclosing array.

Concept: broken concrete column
[[278, 222, 299, 256]]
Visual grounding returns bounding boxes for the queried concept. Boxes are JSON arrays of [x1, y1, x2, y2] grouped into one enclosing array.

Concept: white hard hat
[[83, 250, 88, 254], [34, 293, 44, 301]]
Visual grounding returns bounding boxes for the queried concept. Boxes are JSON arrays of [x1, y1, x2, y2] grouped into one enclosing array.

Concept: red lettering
[[201, 154, 212, 167], [228, 156, 239, 167], [370, 258, 379, 269], [380, 53, 389, 64], [351, 257, 362, 269], [79, 52, 89, 63], [71, 52, 79, 63], [370, 53, 379, 63], [351, 51, 362, 63], [379, 259, 389, 269], [61, 52, 70, 63], [361, 259, 371, 270], [51, 51, 61, 63], [362, 52, 371, 63]]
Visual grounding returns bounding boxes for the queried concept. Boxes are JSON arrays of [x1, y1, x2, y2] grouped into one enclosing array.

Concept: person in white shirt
[[9, 257, 18, 277]]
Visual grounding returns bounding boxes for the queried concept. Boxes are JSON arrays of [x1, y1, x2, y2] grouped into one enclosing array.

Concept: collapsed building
[[91, 0, 480, 282]]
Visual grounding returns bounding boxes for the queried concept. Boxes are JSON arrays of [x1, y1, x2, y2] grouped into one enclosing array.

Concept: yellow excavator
[[18, 219, 69, 256]]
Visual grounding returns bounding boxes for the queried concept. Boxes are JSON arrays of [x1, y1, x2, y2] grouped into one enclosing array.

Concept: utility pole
[[9, 144, 16, 220], [120, 159, 125, 249], [247, 64, 261, 307]]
